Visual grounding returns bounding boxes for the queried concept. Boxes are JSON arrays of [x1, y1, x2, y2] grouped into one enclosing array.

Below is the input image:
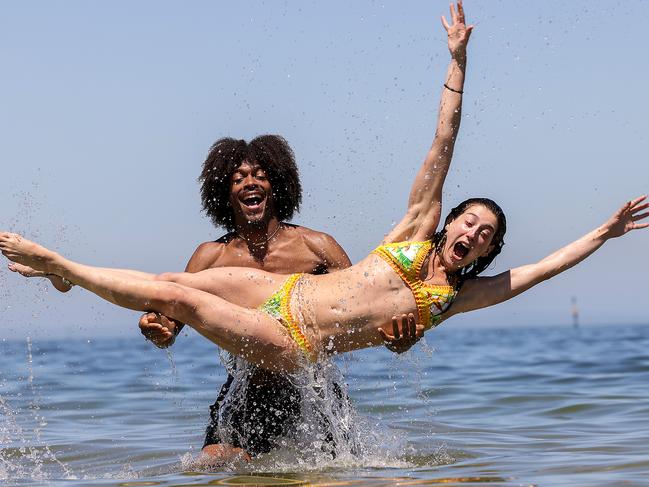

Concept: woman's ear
[[481, 243, 495, 257]]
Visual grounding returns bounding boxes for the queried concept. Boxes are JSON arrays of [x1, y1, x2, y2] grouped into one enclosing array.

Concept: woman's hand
[[442, 1, 473, 61], [383, 1, 473, 244], [600, 195, 649, 239]]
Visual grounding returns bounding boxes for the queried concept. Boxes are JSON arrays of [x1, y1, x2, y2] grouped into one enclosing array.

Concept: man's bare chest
[[211, 247, 324, 274]]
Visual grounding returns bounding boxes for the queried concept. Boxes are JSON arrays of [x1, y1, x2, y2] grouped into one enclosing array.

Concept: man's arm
[[384, 1, 472, 244], [139, 242, 223, 348], [312, 233, 352, 271]]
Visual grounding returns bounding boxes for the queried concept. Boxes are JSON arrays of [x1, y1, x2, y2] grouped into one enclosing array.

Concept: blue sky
[[2, 1, 648, 339]]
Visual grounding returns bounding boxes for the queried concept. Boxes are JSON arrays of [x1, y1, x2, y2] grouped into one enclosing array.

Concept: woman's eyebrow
[[466, 212, 495, 231]]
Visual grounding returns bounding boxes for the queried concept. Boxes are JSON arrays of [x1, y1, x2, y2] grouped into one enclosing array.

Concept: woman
[[2, 3, 648, 372]]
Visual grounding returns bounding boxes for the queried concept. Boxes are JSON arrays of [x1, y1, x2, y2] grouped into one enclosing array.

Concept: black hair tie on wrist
[[444, 83, 464, 94]]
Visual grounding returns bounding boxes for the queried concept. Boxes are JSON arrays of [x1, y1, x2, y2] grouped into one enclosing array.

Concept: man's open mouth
[[241, 194, 264, 208]]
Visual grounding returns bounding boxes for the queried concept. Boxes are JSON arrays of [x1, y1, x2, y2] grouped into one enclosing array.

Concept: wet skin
[[138, 159, 421, 461], [142, 159, 352, 462], [4, 194, 648, 371]]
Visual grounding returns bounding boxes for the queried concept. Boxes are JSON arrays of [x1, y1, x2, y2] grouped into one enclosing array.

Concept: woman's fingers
[[632, 211, 649, 222], [457, 0, 466, 23], [622, 195, 647, 214], [441, 15, 450, 32], [450, 3, 458, 24], [630, 195, 647, 207]]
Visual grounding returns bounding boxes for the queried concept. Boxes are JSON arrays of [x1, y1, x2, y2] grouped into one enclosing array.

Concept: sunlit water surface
[[2, 324, 649, 486]]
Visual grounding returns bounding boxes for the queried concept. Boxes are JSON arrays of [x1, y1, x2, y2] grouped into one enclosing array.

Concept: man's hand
[[379, 313, 424, 354], [139, 312, 179, 349]]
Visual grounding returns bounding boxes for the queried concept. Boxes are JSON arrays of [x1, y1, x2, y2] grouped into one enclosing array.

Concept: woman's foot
[[8, 262, 73, 293], [8, 262, 47, 278], [0, 232, 57, 273]]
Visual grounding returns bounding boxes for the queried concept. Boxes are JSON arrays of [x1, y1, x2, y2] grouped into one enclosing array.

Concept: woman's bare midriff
[[291, 254, 419, 355]]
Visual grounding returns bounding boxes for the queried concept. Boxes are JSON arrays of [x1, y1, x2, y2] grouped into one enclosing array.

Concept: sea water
[[2, 323, 649, 486]]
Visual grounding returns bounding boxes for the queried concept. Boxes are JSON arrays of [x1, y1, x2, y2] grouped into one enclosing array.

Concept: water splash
[[164, 348, 183, 409], [0, 339, 76, 482], [195, 347, 414, 475], [0, 394, 26, 481]]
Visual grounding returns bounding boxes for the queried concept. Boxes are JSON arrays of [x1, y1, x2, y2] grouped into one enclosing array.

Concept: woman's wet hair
[[432, 197, 507, 285], [199, 135, 302, 231]]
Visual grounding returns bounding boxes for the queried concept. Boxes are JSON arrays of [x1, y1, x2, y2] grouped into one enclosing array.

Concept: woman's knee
[[154, 272, 183, 283], [149, 282, 196, 319]]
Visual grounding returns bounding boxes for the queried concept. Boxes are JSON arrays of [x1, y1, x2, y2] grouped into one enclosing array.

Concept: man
[[139, 135, 419, 461]]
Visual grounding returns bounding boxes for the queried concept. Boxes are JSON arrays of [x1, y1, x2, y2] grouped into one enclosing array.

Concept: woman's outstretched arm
[[385, 1, 473, 244], [448, 196, 649, 316]]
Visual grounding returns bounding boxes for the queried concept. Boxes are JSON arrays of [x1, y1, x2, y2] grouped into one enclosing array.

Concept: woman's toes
[[8, 262, 43, 277]]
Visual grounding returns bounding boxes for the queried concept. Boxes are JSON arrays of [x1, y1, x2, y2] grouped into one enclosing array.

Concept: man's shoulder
[[284, 223, 338, 246], [282, 223, 350, 270], [194, 233, 235, 252], [188, 234, 236, 269]]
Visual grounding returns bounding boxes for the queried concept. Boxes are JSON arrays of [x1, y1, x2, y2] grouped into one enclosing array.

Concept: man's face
[[229, 160, 275, 226]]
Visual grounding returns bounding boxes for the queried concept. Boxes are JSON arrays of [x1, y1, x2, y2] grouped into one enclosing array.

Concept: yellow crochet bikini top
[[372, 240, 456, 330]]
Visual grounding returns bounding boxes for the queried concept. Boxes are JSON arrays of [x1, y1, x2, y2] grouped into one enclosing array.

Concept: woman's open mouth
[[452, 241, 470, 260]]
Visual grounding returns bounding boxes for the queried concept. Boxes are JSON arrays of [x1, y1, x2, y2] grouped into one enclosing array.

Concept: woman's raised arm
[[385, 1, 473, 244], [448, 196, 649, 316]]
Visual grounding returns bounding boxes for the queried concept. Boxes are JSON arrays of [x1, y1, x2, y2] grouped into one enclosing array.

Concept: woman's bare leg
[[9, 262, 156, 282], [65, 267, 284, 309], [154, 268, 285, 309], [0, 233, 303, 371], [4, 239, 285, 309]]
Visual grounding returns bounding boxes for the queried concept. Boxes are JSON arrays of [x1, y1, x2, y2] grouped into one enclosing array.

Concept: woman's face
[[440, 204, 499, 271]]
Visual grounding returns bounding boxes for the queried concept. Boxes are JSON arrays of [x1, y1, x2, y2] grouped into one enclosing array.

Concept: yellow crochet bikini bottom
[[258, 273, 316, 362]]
